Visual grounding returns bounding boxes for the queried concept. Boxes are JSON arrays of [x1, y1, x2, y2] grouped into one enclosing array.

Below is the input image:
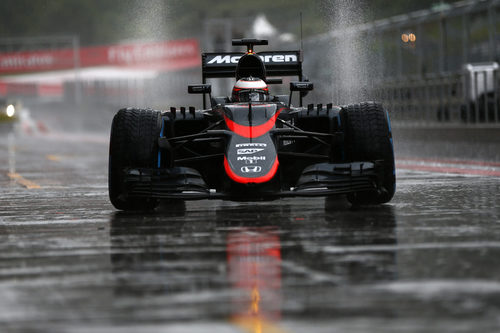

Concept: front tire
[[109, 108, 162, 211], [341, 102, 395, 205]]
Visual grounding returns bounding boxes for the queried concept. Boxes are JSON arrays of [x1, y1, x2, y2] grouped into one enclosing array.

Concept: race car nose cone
[[224, 134, 279, 184]]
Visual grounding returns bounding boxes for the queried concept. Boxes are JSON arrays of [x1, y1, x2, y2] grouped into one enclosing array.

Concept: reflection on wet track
[[1, 124, 500, 332], [107, 200, 400, 332]]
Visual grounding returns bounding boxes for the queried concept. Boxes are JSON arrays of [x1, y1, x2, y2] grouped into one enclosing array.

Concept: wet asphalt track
[[0, 116, 500, 333]]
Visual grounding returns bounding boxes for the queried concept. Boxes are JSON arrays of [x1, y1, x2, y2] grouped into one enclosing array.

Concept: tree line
[[0, 0, 457, 47]]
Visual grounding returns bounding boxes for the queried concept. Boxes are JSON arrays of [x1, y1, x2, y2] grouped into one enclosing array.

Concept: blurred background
[[1, 0, 499, 132], [1, 3, 500, 331]]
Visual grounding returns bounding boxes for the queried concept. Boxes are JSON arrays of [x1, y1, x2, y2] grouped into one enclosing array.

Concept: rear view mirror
[[265, 78, 283, 85], [188, 84, 211, 94], [290, 81, 314, 92], [288, 81, 314, 106]]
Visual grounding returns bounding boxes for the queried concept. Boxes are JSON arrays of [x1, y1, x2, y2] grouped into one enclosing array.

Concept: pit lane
[[0, 113, 499, 333]]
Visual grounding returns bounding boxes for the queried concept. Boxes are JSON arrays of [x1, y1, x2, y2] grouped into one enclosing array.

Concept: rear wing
[[201, 50, 303, 82]]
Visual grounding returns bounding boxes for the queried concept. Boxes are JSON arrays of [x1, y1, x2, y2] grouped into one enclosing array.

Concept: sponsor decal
[[107, 42, 196, 65], [241, 166, 262, 173], [294, 83, 311, 89], [0, 54, 55, 68], [0, 39, 200, 74], [207, 54, 298, 65], [237, 156, 266, 162], [224, 156, 279, 184], [207, 55, 241, 64], [259, 54, 296, 63], [237, 148, 265, 155], [235, 143, 267, 148]]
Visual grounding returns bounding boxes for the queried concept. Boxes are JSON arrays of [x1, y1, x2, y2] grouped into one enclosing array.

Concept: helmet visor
[[238, 90, 267, 102]]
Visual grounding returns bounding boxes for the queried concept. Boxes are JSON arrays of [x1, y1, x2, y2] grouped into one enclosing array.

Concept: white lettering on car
[[207, 55, 232, 64], [207, 54, 297, 64], [235, 143, 267, 148], [237, 156, 266, 161], [237, 148, 265, 155], [272, 55, 284, 62], [230, 56, 242, 64]]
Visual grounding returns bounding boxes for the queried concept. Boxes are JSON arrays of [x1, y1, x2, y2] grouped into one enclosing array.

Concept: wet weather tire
[[109, 108, 162, 211], [341, 102, 395, 205]]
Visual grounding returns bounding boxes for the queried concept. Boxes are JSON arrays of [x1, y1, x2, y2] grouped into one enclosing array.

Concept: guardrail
[[367, 64, 500, 124], [318, 66, 499, 124]]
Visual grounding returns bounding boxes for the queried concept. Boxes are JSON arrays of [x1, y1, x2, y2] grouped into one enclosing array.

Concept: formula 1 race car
[[108, 39, 395, 210]]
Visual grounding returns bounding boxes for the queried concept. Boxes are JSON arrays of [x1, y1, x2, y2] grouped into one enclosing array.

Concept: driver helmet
[[232, 77, 269, 102]]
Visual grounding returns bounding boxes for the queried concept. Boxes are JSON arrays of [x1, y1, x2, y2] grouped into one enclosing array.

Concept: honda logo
[[241, 166, 262, 173]]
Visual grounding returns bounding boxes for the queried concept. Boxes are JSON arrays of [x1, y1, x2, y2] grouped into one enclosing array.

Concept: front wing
[[121, 161, 383, 200]]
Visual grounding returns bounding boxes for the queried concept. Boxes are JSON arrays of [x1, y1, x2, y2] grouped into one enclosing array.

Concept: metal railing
[[309, 67, 500, 124], [372, 69, 499, 123]]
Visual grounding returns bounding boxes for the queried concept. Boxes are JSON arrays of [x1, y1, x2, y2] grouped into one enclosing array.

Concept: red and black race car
[[108, 39, 395, 210]]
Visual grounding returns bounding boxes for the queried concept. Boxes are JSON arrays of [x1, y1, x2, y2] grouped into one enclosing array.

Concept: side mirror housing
[[288, 81, 314, 107], [290, 81, 314, 92], [188, 84, 212, 94], [265, 78, 283, 85]]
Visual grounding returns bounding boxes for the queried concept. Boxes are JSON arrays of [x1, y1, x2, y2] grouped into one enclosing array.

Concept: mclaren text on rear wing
[[201, 51, 303, 80]]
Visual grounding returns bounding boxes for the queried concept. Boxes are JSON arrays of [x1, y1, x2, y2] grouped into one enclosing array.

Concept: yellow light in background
[[401, 33, 409, 43], [409, 33, 416, 42]]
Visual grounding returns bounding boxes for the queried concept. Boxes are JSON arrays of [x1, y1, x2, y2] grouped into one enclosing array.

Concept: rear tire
[[109, 108, 162, 211], [340, 102, 395, 205]]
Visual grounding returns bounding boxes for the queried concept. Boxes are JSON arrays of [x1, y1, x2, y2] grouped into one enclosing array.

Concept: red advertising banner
[[0, 39, 200, 74]]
